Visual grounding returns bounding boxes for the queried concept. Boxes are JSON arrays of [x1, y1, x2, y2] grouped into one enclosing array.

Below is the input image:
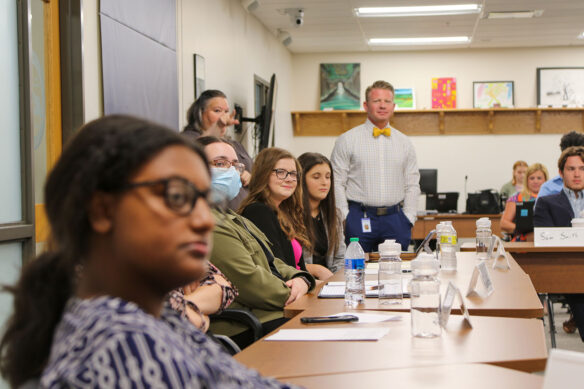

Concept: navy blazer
[[533, 190, 574, 228]]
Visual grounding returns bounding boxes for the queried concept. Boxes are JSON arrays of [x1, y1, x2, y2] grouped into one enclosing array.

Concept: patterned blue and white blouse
[[41, 296, 299, 388]]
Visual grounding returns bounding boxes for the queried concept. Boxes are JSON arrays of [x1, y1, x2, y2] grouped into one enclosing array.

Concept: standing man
[[330, 80, 420, 252], [534, 146, 584, 341]]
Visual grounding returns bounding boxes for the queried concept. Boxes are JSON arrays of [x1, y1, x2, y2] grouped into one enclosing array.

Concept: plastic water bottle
[[409, 253, 441, 338], [344, 237, 365, 307], [440, 221, 457, 271], [378, 239, 403, 304], [476, 217, 492, 261], [435, 222, 447, 261]]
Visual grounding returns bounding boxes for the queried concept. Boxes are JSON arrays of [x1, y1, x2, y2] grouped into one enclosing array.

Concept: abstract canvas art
[[394, 88, 415, 109], [320, 63, 360, 110], [473, 81, 514, 108], [432, 77, 456, 108]]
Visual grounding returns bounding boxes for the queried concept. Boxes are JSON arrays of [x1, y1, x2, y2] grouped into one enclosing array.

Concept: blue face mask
[[211, 167, 242, 202]]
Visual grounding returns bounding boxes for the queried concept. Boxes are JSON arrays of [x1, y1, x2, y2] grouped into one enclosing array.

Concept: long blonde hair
[[521, 163, 549, 200], [239, 147, 311, 249]]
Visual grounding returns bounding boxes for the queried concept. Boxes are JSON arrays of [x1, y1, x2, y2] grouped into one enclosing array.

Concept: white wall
[[178, 0, 292, 152], [288, 47, 584, 211]]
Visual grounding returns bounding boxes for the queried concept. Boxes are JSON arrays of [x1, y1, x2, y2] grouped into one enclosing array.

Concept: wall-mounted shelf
[[291, 108, 584, 136]]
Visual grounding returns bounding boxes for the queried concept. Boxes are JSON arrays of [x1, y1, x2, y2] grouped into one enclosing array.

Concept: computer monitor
[[426, 192, 459, 213], [419, 169, 438, 194]]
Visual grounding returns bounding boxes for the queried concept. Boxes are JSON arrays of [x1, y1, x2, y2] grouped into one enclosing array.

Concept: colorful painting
[[394, 88, 415, 109], [432, 77, 456, 108], [320, 63, 360, 110], [473, 81, 514, 108]]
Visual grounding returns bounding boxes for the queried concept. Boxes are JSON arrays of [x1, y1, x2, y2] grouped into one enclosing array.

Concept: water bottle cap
[[411, 253, 440, 275], [476, 217, 491, 228], [378, 240, 401, 255], [350, 237, 359, 242]]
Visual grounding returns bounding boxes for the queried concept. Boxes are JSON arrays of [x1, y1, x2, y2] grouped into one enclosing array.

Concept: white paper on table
[[328, 312, 402, 323], [319, 279, 410, 298], [265, 327, 390, 341]]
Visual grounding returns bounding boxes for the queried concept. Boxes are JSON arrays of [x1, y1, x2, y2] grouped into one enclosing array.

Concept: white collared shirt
[[330, 118, 420, 224], [563, 186, 584, 218]]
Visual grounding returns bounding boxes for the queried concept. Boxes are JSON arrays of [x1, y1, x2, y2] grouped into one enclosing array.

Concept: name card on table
[[490, 235, 511, 270], [466, 260, 494, 298], [441, 282, 472, 328], [534, 227, 584, 247]]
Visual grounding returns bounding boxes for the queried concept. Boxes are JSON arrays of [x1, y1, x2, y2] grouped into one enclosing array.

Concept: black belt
[[348, 200, 401, 216]]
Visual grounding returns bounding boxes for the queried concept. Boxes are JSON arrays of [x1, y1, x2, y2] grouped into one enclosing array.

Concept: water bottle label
[[440, 235, 457, 244], [345, 258, 365, 270]]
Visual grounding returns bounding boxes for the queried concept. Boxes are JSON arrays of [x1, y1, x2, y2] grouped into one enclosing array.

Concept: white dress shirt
[[330, 118, 420, 225]]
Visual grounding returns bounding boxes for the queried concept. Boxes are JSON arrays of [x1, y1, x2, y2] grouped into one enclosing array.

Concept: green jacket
[[209, 209, 315, 336]]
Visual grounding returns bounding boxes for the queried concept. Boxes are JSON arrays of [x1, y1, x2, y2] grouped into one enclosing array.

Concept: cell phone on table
[[300, 315, 359, 324]]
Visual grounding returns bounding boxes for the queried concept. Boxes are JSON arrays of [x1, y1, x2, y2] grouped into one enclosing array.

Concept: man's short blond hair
[[365, 80, 395, 102]]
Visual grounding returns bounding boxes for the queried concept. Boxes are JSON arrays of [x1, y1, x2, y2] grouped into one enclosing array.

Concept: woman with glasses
[[197, 138, 314, 349], [239, 148, 311, 272], [182, 89, 252, 210], [0, 115, 298, 388], [298, 152, 346, 280]]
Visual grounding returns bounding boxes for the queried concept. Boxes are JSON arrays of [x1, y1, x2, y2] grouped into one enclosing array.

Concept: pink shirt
[[290, 238, 302, 270]]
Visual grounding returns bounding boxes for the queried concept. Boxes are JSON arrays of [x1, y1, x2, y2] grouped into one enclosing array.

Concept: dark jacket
[[533, 190, 573, 228]]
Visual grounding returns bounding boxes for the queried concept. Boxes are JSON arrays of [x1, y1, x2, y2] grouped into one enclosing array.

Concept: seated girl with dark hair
[[298, 152, 346, 280], [0, 115, 299, 388]]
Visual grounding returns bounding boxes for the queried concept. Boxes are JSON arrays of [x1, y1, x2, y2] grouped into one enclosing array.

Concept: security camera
[[287, 8, 304, 27], [277, 29, 292, 47]]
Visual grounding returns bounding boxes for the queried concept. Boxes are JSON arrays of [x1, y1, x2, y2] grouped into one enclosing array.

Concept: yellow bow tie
[[373, 127, 391, 137]]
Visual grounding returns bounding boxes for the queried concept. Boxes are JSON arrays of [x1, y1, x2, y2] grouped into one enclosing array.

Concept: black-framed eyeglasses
[[123, 176, 211, 216], [272, 168, 298, 181], [210, 158, 245, 174]]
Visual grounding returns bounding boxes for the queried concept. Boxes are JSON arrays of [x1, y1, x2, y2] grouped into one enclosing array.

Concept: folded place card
[[534, 227, 584, 247], [441, 282, 472, 328], [466, 260, 494, 298], [265, 327, 390, 341]]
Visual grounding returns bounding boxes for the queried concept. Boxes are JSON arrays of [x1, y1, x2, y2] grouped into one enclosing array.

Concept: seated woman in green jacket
[[196, 136, 316, 349]]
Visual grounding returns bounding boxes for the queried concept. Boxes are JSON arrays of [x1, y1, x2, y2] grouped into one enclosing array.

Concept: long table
[[283, 364, 543, 389], [235, 309, 547, 378], [285, 252, 543, 319], [413, 213, 502, 239], [504, 242, 584, 293]]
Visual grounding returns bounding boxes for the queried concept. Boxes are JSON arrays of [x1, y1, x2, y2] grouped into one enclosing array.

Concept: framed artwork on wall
[[394, 88, 416, 109], [473, 81, 514, 108], [537, 67, 584, 107], [194, 54, 206, 99], [319, 63, 360, 110], [431, 77, 456, 108]]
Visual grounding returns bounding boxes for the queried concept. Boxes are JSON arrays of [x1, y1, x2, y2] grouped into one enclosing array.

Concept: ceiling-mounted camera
[[291, 9, 304, 27]]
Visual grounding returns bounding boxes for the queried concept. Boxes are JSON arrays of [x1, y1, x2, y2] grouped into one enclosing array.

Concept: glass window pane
[[0, 242, 22, 389], [0, 0, 23, 223]]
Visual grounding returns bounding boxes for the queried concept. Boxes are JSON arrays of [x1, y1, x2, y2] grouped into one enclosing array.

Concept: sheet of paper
[[328, 312, 402, 323], [319, 279, 410, 298], [265, 327, 390, 341]]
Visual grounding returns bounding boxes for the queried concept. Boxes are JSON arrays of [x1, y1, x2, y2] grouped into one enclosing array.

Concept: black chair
[[210, 308, 262, 354]]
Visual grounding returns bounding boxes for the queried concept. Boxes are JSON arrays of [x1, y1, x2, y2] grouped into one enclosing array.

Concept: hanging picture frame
[[194, 54, 206, 99]]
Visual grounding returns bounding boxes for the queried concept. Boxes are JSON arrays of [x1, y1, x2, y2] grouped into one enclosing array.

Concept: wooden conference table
[[285, 252, 543, 319], [504, 242, 584, 293], [235, 309, 547, 378], [283, 364, 543, 389], [412, 213, 502, 239]]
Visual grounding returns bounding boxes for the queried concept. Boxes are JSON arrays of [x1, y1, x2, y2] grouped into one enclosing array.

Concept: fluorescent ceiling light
[[486, 10, 543, 19], [355, 4, 481, 17], [369, 36, 470, 45]]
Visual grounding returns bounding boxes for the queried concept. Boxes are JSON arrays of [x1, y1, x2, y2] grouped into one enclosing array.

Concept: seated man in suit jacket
[[534, 145, 584, 340]]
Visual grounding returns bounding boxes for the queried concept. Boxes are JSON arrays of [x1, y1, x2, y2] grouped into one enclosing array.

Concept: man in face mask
[[195, 136, 315, 350]]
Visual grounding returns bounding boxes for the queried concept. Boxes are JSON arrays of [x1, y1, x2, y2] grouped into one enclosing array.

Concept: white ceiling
[[246, 0, 584, 52]]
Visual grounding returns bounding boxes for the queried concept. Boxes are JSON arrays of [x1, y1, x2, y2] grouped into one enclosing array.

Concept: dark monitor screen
[[426, 192, 459, 213], [419, 169, 438, 194]]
